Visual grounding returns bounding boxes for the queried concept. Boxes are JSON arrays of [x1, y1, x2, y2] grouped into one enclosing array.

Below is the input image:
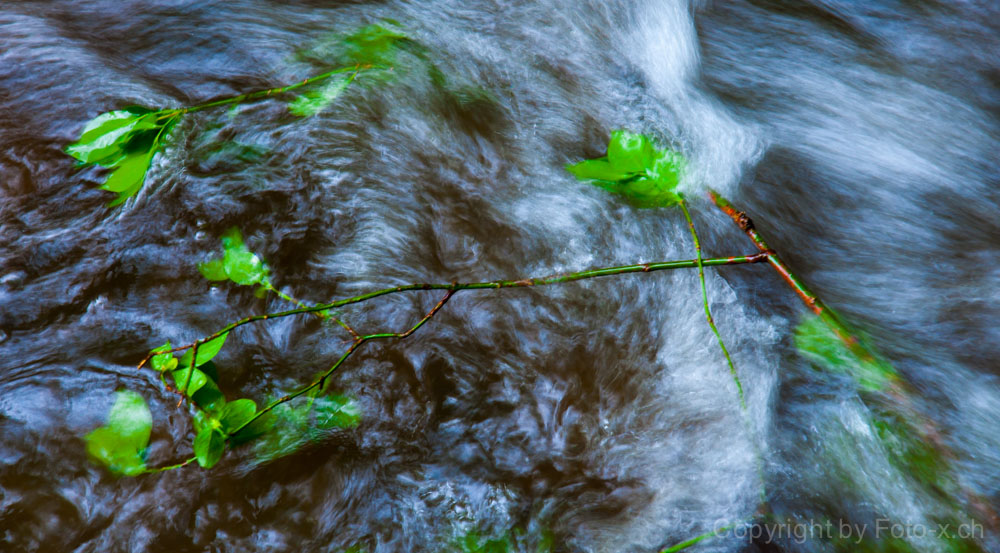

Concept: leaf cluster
[[197, 227, 272, 290], [65, 107, 180, 206], [566, 130, 686, 208]]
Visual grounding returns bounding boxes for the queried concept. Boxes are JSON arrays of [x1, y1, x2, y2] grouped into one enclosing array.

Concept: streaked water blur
[[1, 1, 998, 551]]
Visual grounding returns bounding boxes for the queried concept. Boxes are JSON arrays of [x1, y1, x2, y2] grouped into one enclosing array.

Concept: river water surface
[[1, 1, 999, 552]]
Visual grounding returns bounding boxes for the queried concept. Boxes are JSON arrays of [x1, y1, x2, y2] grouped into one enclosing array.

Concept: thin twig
[[137, 254, 767, 370], [228, 289, 457, 438]]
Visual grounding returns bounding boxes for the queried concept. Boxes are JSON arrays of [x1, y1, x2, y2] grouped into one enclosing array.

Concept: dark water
[[1, 1, 999, 551]]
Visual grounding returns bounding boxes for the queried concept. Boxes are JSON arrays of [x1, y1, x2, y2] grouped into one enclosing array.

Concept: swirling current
[[1, 1, 998, 552]]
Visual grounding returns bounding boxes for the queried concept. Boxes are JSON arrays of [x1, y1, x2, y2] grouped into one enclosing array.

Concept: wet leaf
[[177, 332, 229, 368], [171, 367, 208, 396], [197, 258, 228, 281], [566, 130, 684, 208], [223, 248, 267, 285], [193, 427, 225, 468], [84, 390, 152, 476], [220, 398, 257, 434], [191, 370, 227, 415], [607, 130, 653, 174], [201, 228, 271, 287], [565, 159, 634, 182], [66, 109, 156, 165], [101, 149, 155, 206]]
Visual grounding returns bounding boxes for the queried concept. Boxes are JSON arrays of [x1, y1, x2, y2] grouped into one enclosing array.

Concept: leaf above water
[[177, 332, 229, 368], [566, 129, 684, 208]]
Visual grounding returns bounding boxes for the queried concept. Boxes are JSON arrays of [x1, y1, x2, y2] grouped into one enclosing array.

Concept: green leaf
[[197, 258, 228, 281], [171, 367, 208, 396], [794, 314, 897, 391], [223, 248, 267, 285], [220, 398, 257, 434], [228, 410, 274, 445], [566, 130, 685, 208], [66, 110, 157, 165], [191, 377, 227, 416], [150, 341, 178, 373], [288, 77, 350, 117], [565, 159, 634, 182], [177, 332, 229, 368], [193, 427, 226, 468], [84, 390, 153, 476], [314, 394, 361, 430], [607, 130, 653, 173], [101, 149, 155, 206], [341, 23, 408, 66]]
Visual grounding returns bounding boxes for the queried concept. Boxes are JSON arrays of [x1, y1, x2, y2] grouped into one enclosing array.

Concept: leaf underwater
[[84, 390, 153, 476]]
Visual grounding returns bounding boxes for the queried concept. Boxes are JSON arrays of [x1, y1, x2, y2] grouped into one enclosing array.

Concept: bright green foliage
[[84, 390, 153, 476], [794, 314, 896, 391], [253, 393, 361, 463], [566, 130, 685, 207], [66, 107, 179, 206], [177, 332, 229, 368], [193, 425, 226, 469], [220, 399, 258, 432], [198, 228, 271, 287], [288, 77, 350, 117], [339, 21, 409, 67], [171, 367, 208, 396], [150, 341, 178, 373]]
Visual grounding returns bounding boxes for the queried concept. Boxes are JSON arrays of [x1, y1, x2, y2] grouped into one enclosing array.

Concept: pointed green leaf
[[84, 390, 152, 476], [607, 130, 652, 173], [220, 398, 257, 434], [177, 332, 229, 368], [191, 376, 227, 415], [223, 249, 267, 285], [193, 427, 225, 468], [171, 367, 208, 396], [288, 77, 349, 117], [66, 110, 157, 164], [647, 149, 684, 186], [197, 258, 228, 281], [565, 158, 634, 182]]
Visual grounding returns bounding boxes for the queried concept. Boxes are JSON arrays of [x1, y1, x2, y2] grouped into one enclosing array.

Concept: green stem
[[680, 197, 766, 506], [678, 198, 745, 410], [138, 253, 768, 368], [169, 64, 380, 115], [146, 456, 196, 473], [661, 525, 733, 553]]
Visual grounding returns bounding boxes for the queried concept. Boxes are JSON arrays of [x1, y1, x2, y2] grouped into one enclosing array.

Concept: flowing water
[[1, 1, 998, 551]]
